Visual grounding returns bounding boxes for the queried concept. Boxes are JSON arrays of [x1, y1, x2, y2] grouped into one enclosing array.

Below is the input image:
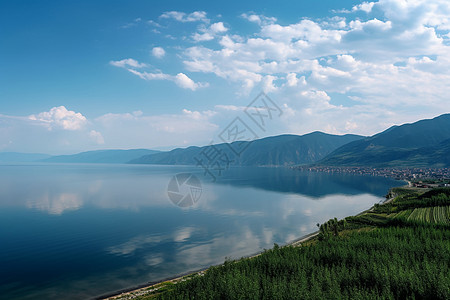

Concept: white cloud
[[262, 75, 278, 92], [100, 0, 450, 143], [214, 104, 246, 111], [241, 13, 277, 25], [0, 107, 218, 153], [192, 32, 214, 42], [285, 73, 307, 87], [151, 47, 165, 58], [147, 20, 162, 27], [29, 106, 87, 131], [127, 69, 171, 81], [111, 58, 208, 91], [176, 0, 450, 132], [95, 109, 218, 148], [0, 108, 112, 153], [301, 90, 331, 102], [160, 11, 209, 23], [174, 73, 209, 90], [109, 58, 146, 69], [210, 22, 228, 33], [89, 130, 105, 145], [352, 2, 375, 13], [192, 22, 229, 42]]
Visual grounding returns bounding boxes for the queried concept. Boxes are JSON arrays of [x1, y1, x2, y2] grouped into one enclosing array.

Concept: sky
[[1, 0, 450, 154]]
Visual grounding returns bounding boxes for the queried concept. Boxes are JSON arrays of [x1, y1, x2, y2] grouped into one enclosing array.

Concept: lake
[[0, 164, 403, 299]]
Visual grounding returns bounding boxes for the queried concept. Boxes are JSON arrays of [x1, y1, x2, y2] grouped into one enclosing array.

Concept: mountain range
[[318, 114, 450, 167], [1, 113, 449, 167], [0, 152, 51, 163], [43, 149, 160, 164], [129, 132, 363, 166]]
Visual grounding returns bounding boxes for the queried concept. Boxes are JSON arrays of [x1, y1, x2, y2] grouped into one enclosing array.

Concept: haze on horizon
[[1, 0, 450, 154]]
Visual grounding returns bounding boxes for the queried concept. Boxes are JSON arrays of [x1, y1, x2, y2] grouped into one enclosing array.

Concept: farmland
[[406, 206, 450, 224]]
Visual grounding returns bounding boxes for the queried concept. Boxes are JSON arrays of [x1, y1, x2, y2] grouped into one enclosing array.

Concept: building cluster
[[296, 166, 450, 182]]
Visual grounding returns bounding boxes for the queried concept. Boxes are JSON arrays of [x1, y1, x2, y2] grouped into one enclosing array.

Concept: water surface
[[0, 164, 402, 299]]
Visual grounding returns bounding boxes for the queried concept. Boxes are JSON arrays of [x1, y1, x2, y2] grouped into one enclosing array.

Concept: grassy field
[[111, 188, 450, 300]]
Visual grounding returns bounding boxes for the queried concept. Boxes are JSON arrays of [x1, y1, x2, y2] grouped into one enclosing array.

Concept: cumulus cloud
[[151, 47, 165, 58], [261, 75, 278, 93], [241, 13, 277, 25], [103, 0, 450, 141], [160, 11, 208, 23], [174, 73, 209, 90], [192, 22, 228, 42], [352, 2, 375, 13], [182, 0, 450, 91], [29, 106, 87, 131], [0, 104, 222, 153], [0, 107, 112, 153], [176, 0, 450, 134], [192, 32, 214, 42], [210, 22, 228, 33]]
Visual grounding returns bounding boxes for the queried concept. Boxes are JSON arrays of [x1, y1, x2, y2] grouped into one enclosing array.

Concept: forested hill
[[129, 132, 363, 166], [318, 113, 450, 167]]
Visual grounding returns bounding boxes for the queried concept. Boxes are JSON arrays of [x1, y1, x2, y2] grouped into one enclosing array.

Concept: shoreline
[[98, 186, 404, 300], [99, 230, 322, 300]]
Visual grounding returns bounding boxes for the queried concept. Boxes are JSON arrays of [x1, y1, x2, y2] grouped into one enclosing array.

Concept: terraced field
[[406, 206, 450, 225]]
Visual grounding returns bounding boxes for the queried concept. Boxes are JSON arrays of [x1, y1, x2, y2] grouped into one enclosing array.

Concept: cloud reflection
[[107, 235, 165, 256], [26, 193, 82, 215]]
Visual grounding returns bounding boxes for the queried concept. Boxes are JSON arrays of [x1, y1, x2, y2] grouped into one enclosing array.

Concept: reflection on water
[[0, 164, 402, 299], [27, 193, 83, 215]]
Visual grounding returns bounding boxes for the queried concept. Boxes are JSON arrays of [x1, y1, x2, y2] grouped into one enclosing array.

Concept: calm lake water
[[0, 164, 403, 299]]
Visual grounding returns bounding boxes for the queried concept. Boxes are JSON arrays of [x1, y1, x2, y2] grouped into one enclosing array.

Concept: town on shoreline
[[296, 166, 450, 186]]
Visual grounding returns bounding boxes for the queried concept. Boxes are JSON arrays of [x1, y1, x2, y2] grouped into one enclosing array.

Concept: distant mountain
[[318, 114, 450, 167], [129, 132, 364, 166], [0, 152, 51, 163], [44, 149, 161, 164]]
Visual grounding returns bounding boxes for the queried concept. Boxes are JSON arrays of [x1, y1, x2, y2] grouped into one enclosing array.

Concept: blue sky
[[1, 0, 450, 154]]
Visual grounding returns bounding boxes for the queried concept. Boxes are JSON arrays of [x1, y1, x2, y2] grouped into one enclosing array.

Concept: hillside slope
[[318, 114, 450, 167], [44, 149, 160, 164], [130, 132, 363, 166], [0, 152, 51, 163]]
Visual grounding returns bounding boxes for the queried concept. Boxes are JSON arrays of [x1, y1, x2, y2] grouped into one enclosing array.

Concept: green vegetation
[[318, 113, 450, 167], [129, 132, 363, 166], [132, 188, 450, 299], [406, 206, 450, 224]]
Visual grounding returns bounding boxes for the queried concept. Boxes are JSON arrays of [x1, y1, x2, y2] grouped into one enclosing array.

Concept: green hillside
[[129, 132, 363, 166], [319, 114, 450, 167]]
